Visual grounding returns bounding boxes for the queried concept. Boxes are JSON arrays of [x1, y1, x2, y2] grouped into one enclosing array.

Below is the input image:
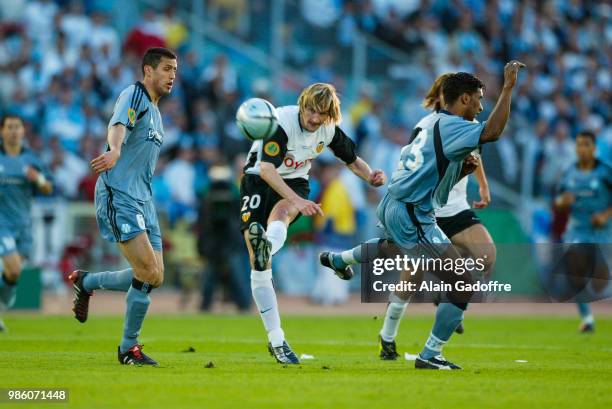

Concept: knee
[[133, 260, 163, 287], [3, 260, 22, 282], [472, 246, 496, 277]]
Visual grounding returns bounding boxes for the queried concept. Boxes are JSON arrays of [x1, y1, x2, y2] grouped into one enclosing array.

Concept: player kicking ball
[[321, 62, 525, 369], [0, 115, 53, 332], [376, 74, 497, 360], [240, 83, 386, 364], [554, 130, 611, 333], [69, 48, 177, 365]]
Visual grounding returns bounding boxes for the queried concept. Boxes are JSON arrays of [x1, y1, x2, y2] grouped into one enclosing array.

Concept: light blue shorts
[[0, 225, 32, 258], [94, 180, 162, 252], [376, 193, 450, 254]]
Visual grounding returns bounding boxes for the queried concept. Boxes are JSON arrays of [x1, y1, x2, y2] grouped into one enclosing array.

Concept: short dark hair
[[442, 72, 485, 106], [1, 114, 23, 128], [141, 47, 177, 75], [576, 130, 596, 143]]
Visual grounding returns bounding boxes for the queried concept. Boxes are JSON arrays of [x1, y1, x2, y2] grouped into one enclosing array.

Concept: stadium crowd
[[0, 0, 609, 305]]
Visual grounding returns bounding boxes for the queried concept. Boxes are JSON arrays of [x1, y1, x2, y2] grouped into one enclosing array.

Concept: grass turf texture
[[0, 315, 611, 409]]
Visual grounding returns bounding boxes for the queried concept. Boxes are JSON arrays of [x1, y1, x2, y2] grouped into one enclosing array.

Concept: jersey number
[[399, 129, 429, 171], [241, 194, 261, 211]]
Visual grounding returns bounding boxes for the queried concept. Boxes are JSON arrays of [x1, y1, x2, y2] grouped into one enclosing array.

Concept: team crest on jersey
[[315, 141, 324, 154], [242, 212, 251, 222], [127, 108, 136, 126], [264, 141, 280, 157]]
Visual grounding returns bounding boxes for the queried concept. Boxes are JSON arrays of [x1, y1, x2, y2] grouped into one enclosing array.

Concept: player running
[[0, 115, 53, 332], [69, 48, 177, 365], [554, 130, 611, 333], [240, 83, 386, 364], [321, 62, 525, 369], [376, 74, 497, 359]]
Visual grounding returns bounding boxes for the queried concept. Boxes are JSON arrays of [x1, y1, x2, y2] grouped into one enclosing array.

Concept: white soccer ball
[[236, 98, 279, 141]]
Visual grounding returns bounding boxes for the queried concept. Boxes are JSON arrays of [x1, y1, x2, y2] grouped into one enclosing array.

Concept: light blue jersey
[[387, 110, 485, 223], [0, 146, 49, 229], [101, 82, 164, 202], [559, 161, 612, 243]]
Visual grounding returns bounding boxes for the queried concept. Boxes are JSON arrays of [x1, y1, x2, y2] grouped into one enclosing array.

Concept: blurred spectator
[[163, 140, 197, 225]]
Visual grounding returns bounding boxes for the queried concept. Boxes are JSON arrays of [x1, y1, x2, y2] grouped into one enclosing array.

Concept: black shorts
[[436, 209, 482, 239], [239, 174, 310, 231]]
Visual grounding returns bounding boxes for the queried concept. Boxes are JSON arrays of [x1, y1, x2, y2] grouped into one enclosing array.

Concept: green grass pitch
[[0, 314, 611, 409]]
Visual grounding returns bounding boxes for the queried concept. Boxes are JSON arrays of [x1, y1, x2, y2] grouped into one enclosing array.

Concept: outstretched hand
[[503, 60, 526, 89], [368, 169, 387, 187]]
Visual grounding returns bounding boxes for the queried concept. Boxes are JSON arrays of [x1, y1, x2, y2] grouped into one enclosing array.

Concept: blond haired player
[[240, 83, 386, 363]]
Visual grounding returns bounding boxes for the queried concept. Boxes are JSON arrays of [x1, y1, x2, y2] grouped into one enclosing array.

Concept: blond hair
[[422, 73, 453, 111], [298, 83, 342, 125]]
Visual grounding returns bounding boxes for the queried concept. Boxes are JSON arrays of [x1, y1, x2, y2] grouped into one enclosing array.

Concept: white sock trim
[[425, 333, 447, 353], [251, 269, 273, 288], [340, 249, 357, 264], [267, 221, 287, 256]]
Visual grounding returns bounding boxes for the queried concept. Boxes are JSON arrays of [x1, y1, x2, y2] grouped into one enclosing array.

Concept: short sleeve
[[261, 125, 289, 168], [328, 127, 357, 164], [108, 85, 147, 134], [440, 116, 486, 162]]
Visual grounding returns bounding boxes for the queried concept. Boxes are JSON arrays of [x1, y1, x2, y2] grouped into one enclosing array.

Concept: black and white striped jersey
[[243, 105, 357, 180]]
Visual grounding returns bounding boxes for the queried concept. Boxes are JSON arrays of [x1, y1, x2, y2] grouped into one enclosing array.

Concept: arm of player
[[480, 61, 526, 144], [554, 191, 575, 209], [25, 167, 53, 194], [473, 156, 491, 209], [346, 157, 386, 187], [259, 162, 323, 216], [328, 127, 385, 186], [90, 124, 126, 173], [591, 206, 612, 228]]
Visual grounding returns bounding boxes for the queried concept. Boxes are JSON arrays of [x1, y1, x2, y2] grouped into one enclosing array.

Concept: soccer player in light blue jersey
[[555, 130, 612, 333], [321, 61, 525, 369], [0, 115, 53, 331], [69, 48, 177, 365]]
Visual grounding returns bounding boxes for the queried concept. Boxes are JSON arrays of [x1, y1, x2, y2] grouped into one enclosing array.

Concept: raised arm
[[479, 61, 526, 143]]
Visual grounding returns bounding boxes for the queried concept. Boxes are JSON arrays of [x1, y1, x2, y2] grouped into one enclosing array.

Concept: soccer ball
[[236, 98, 279, 141]]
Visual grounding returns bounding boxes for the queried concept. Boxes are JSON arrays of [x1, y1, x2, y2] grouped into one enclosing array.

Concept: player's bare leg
[[449, 224, 497, 277]]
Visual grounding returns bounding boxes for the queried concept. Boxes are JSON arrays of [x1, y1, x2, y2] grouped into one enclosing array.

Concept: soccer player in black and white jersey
[[375, 74, 497, 360], [240, 83, 387, 364]]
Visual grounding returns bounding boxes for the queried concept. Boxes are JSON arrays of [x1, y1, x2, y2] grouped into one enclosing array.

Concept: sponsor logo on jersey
[[264, 141, 280, 157], [147, 129, 163, 146], [128, 108, 136, 126], [315, 141, 324, 154], [283, 154, 312, 170], [242, 212, 251, 222], [121, 223, 132, 234]]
